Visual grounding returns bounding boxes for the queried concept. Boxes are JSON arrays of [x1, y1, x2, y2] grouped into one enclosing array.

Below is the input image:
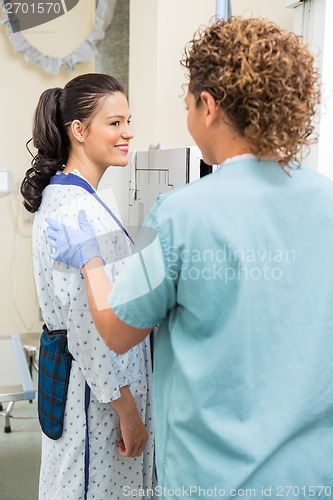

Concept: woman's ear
[[200, 91, 221, 127], [70, 120, 85, 143]]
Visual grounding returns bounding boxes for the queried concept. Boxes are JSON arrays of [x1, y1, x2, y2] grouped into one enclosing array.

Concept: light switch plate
[[0, 171, 11, 193]]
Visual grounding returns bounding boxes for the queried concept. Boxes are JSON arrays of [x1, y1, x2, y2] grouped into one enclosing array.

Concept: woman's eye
[[111, 121, 120, 126], [127, 120, 131, 125]]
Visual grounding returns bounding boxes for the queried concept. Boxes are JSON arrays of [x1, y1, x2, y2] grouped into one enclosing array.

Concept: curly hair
[[181, 17, 321, 168]]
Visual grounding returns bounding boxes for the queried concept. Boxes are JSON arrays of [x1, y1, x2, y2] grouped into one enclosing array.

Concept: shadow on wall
[[96, 0, 129, 96]]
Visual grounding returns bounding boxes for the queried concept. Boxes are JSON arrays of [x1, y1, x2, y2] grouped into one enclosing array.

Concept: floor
[[0, 332, 41, 500]]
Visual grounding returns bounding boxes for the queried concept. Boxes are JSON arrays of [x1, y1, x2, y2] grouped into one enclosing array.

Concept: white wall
[[0, 1, 94, 336], [292, 0, 333, 179], [128, 0, 295, 152], [128, 0, 216, 151], [318, 0, 333, 180], [232, 0, 295, 30]]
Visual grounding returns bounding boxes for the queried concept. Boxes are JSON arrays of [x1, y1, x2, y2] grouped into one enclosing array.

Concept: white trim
[[0, 0, 117, 74]]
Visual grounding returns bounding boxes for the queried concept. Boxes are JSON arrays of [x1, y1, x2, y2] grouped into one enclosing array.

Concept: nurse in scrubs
[[46, 17, 333, 499]]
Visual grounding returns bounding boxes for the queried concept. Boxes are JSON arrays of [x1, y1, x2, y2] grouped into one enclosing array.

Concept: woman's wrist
[[111, 386, 138, 419]]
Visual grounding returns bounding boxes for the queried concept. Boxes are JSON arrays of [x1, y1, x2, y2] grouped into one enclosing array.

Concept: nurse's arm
[[82, 257, 153, 354]]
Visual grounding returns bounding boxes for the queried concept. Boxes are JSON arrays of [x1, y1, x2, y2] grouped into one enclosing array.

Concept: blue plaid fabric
[[38, 325, 73, 440]]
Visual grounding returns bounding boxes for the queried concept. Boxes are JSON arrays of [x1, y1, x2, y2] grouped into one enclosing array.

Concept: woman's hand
[[112, 386, 148, 458], [117, 409, 149, 458]]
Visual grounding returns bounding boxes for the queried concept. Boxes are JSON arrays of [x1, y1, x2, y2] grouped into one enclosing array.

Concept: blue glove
[[46, 209, 103, 271]]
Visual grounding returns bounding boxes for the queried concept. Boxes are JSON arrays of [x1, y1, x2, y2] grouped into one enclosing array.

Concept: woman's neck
[[63, 156, 106, 189]]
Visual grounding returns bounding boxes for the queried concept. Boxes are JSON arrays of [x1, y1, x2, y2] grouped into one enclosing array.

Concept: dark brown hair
[[21, 73, 124, 213]]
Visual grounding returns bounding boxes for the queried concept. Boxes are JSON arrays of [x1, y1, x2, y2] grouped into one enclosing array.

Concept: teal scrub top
[[109, 158, 333, 498]]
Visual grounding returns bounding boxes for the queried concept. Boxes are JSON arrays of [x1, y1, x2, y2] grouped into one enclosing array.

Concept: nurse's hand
[[46, 209, 103, 270]]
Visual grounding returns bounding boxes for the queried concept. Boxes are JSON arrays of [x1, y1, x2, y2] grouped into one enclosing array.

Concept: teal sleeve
[[108, 198, 177, 328]]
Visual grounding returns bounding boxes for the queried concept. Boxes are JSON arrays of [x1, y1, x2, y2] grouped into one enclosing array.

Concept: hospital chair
[[0, 334, 37, 432]]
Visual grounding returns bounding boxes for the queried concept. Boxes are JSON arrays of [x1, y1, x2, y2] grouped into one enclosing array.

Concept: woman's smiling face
[[81, 91, 134, 169]]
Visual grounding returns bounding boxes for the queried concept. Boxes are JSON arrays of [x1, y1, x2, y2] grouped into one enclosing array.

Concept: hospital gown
[[33, 171, 154, 499]]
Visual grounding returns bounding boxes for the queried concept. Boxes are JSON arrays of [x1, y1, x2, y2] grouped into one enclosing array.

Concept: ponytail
[[21, 88, 69, 213]]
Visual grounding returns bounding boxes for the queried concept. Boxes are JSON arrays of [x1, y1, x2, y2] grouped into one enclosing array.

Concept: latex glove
[[46, 209, 102, 270]]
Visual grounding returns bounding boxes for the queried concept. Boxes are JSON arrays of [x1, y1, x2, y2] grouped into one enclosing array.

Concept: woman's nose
[[122, 123, 134, 140]]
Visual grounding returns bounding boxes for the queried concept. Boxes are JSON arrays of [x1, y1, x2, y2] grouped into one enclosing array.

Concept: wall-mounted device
[[99, 146, 217, 235]]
